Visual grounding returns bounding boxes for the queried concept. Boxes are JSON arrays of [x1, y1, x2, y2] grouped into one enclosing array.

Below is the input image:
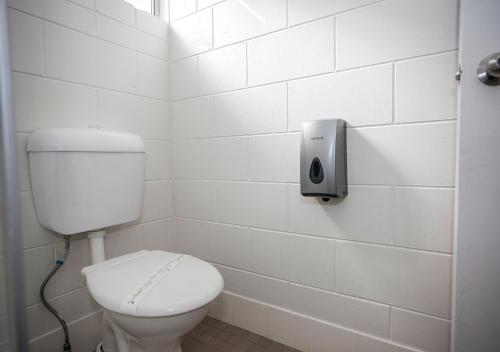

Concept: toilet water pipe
[[88, 230, 106, 264], [88, 230, 118, 352], [39, 235, 72, 352]]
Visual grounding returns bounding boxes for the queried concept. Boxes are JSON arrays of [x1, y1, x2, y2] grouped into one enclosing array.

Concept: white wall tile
[[20, 192, 56, 249], [54, 238, 90, 295], [95, 39, 138, 94], [214, 182, 288, 230], [250, 229, 335, 290], [105, 225, 144, 259], [288, 64, 393, 130], [8, 9, 43, 75], [96, 13, 136, 49], [172, 139, 204, 179], [198, 43, 247, 95], [396, 52, 458, 123], [96, 0, 135, 25], [175, 218, 206, 258], [98, 90, 170, 140], [213, 83, 287, 136], [137, 54, 169, 100], [216, 265, 289, 308], [198, 0, 223, 10], [208, 291, 233, 323], [347, 122, 456, 186], [136, 9, 168, 40], [52, 287, 100, 323], [44, 23, 137, 93], [9, 0, 95, 34], [170, 9, 212, 59], [13, 73, 99, 132], [173, 180, 215, 220], [201, 137, 249, 180], [307, 318, 356, 352], [96, 14, 168, 60], [336, 241, 452, 318], [231, 294, 267, 336], [288, 0, 377, 26], [26, 302, 59, 340], [173, 138, 249, 180], [87, 312, 103, 350], [394, 187, 455, 253], [34, 310, 92, 352], [265, 306, 308, 351], [141, 181, 173, 222], [247, 18, 334, 86], [169, 0, 196, 21], [143, 218, 176, 251], [68, 317, 92, 352], [27, 288, 99, 340], [213, 0, 287, 47], [205, 223, 253, 270], [170, 57, 198, 100], [391, 308, 451, 352], [145, 140, 170, 181], [24, 245, 55, 306], [249, 133, 300, 182], [289, 185, 393, 244], [172, 96, 214, 139], [289, 283, 390, 338], [135, 28, 169, 60], [336, 0, 459, 69]]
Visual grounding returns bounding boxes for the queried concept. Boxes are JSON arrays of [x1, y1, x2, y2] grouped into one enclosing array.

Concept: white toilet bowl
[[106, 305, 208, 352], [82, 250, 223, 352]]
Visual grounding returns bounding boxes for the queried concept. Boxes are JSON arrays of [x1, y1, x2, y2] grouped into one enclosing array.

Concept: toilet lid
[[81, 250, 224, 317]]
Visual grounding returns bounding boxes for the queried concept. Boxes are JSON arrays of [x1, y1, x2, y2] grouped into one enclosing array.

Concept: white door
[[453, 0, 500, 351]]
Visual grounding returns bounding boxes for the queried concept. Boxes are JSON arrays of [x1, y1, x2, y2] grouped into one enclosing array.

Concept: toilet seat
[[82, 250, 223, 317]]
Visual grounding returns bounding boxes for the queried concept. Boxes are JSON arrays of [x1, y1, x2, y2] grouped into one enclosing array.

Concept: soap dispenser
[[300, 119, 347, 199]]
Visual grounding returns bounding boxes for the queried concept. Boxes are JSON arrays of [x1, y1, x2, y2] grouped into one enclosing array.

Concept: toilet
[[27, 128, 223, 352]]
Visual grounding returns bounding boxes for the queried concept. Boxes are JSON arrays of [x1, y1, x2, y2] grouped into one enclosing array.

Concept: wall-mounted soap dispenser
[[300, 119, 347, 200]]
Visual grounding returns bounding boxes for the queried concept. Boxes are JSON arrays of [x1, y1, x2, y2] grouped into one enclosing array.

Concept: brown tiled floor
[[182, 317, 301, 352]]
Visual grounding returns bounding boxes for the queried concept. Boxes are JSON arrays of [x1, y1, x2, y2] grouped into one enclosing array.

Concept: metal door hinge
[[455, 66, 462, 82]]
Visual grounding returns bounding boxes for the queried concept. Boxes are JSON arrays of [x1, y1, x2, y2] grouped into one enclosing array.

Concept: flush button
[[309, 157, 324, 184]]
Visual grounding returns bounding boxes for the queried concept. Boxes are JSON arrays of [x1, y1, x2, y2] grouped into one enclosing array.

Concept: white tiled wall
[[170, 0, 458, 351], [6, 0, 458, 351], [6, 0, 170, 350]]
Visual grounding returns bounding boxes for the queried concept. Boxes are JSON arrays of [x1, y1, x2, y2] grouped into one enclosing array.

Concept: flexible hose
[[39, 236, 72, 352]]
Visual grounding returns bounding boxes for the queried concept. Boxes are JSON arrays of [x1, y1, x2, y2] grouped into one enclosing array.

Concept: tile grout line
[[12, 70, 170, 103], [215, 268, 452, 322], [176, 216, 455, 256], [9, 6, 169, 58], [171, 48, 459, 102], [169, 119, 457, 141]]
